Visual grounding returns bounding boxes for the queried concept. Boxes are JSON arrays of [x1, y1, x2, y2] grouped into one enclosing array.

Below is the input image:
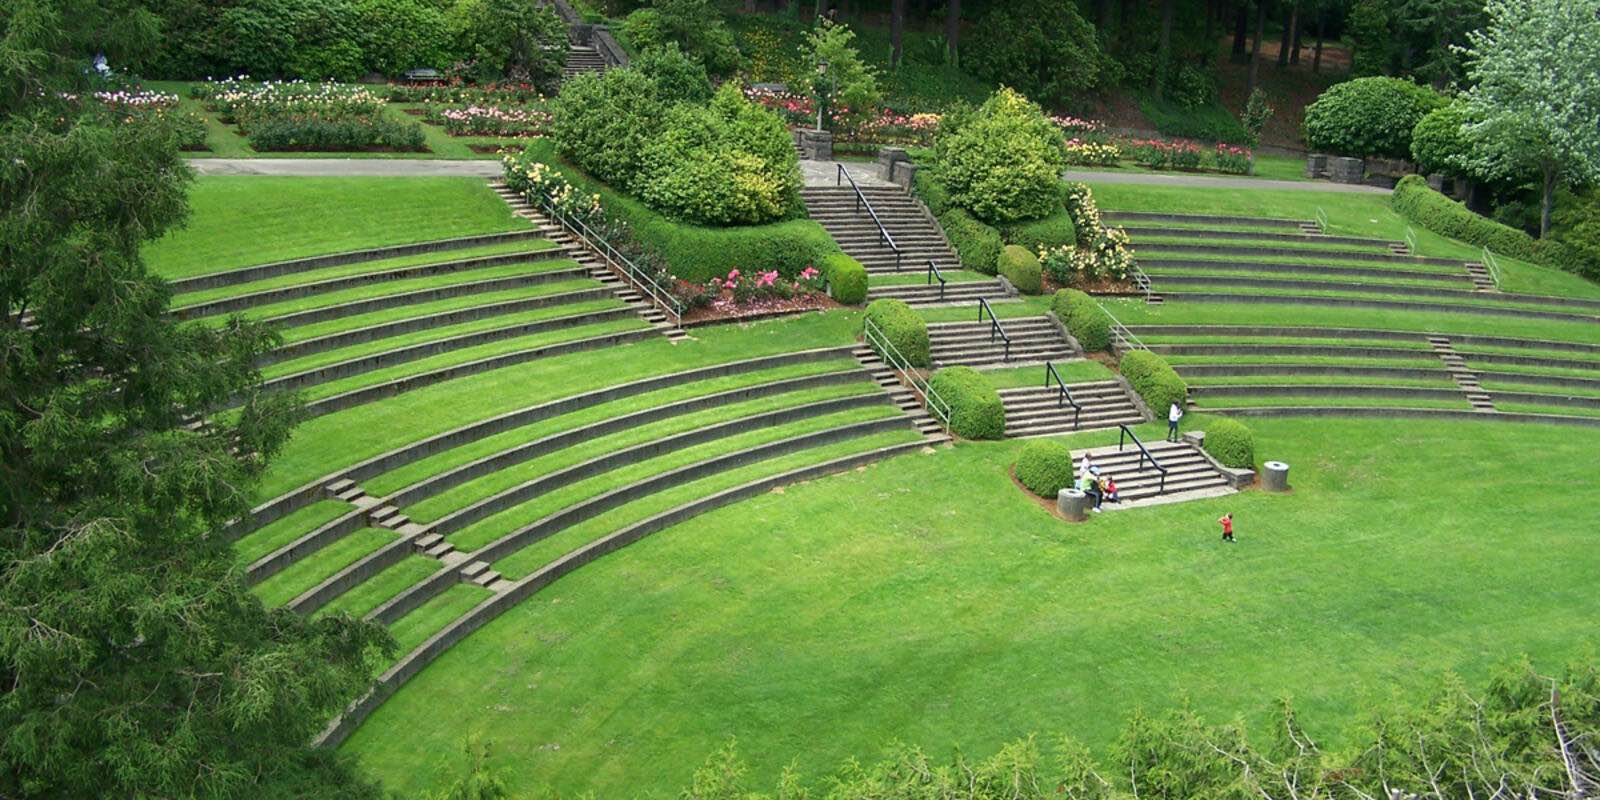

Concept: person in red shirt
[[1218, 512, 1234, 542]]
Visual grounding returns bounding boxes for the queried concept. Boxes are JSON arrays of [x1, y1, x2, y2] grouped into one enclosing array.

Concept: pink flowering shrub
[[1214, 143, 1253, 174]]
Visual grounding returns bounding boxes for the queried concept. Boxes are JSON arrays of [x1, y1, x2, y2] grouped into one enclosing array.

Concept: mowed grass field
[[341, 415, 1600, 797]]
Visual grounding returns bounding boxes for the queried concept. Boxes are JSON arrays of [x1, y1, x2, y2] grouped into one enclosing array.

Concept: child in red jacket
[[1218, 512, 1234, 542]]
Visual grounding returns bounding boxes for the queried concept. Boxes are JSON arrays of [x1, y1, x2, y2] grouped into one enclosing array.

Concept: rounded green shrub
[[1051, 289, 1111, 353], [1004, 210, 1077, 253], [863, 299, 930, 368], [929, 367, 1005, 440], [914, 168, 952, 216], [1410, 101, 1474, 177], [1204, 418, 1255, 470], [940, 209, 1002, 274], [998, 245, 1042, 294], [1119, 349, 1188, 416], [633, 42, 713, 104], [1303, 77, 1444, 159], [821, 253, 868, 305], [937, 88, 1067, 223], [1016, 439, 1075, 497]]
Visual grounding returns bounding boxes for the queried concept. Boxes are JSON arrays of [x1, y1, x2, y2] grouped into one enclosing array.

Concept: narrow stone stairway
[[801, 185, 1013, 307], [999, 381, 1146, 437], [1062, 440, 1237, 507], [850, 345, 951, 443], [562, 46, 607, 80], [929, 316, 1074, 368]]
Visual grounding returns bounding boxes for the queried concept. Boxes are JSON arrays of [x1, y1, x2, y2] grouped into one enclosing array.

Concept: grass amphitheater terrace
[[152, 168, 1600, 797]]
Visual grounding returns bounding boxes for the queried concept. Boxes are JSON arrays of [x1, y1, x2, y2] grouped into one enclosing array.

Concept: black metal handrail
[[1117, 424, 1168, 493], [925, 259, 947, 301], [863, 316, 952, 432], [531, 189, 683, 327], [977, 298, 1011, 362], [836, 164, 902, 271], [1045, 362, 1082, 430]]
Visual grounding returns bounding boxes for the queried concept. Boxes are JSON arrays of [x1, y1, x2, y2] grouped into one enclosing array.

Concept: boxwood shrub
[[1391, 175, 1588, 278], [1303, 77, 1444, 160], [998, 244, 1043, 294], [1051, 289, 1112, 353], [940, 208, 1003, 275], [929, 366, 1005, 440], [821, 253, 868, 305], [1003, 209, 1077, 252], [1016, 439, 1075, 498], [913, 167, 952, 216], [1204, 417, 1255, 470], [518, 139, 837, 283], [863, 299, 930, 367], [1120, 349, 1188, 415]]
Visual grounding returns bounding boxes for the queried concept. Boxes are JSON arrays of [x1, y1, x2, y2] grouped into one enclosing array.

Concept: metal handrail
[[1314, 206, 1329, 234], [1045, 362, 1082, 430], [863, 316, 952, 431], [1130, 262, 1154, 303], [1481, 246, 1503, 289], [925, 259, 947, 301], [531, 189, 684, 327], [977, 298, 1011, 362], [1404, 225, 1419, 255], [1118, 424, 1168, 493], [836, 164, 902, 272], [1094, 299, 1148, 354]]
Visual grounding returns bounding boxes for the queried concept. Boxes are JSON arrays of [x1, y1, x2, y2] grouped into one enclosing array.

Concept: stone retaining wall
[[1212, 406, 1600, 428], [261, 267, 589, 329], [1160, 293, 1599, 324], [1137, 242, 1462, 267], [1142, 259, 1469, 283]]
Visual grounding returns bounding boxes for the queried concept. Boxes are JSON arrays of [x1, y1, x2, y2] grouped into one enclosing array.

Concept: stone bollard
[[1263, 461, 1290, 492], [1057, 489, 1090, 521], [799, 129, 833, 161], [1329, 156, 1365, 184], [1304, 154, 1328, 179], [1182, 430, 1205, 448]]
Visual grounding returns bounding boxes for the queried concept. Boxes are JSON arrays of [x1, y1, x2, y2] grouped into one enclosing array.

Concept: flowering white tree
[[1460, 0, 1600, 236]]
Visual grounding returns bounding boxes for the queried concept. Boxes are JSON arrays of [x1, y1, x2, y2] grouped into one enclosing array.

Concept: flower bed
[[1039, 183, 1139, 293], [429, 105, 551, 137], [1063, 138, 1120, 166], [78, 88, 207, 150], [192, 77, 424, 152], [386, 81, 545, 105]]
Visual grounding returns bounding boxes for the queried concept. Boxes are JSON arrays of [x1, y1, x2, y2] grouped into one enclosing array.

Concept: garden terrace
[[928, 315, 1075, 369]]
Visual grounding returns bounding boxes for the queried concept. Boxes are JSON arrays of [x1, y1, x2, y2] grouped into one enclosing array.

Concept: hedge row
[[1016, 439, 1074, 498], [1002, 209, 1078, 253], [1390, 175, 1591, 280], [1204, 418, 1255, 470], [940, 208, 1003, 275], [929, 366, 1005, 440], [520, 139, 838, 283], [822, 253, 868, 305], [999, 245, 1042, 294], [864, 299, 930, 367], [1120, 350, 1188, 416], [1051, 289, 1111, 353]]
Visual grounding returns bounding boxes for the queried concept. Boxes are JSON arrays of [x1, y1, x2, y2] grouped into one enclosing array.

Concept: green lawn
[[145, 177, 529, 279], [339, 416, 1600, 797]]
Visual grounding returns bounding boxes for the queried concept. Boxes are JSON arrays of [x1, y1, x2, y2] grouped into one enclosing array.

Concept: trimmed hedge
[[520, 139, 837, 283], [1051, 289, 1111, 353], [822, 253, 868, 305], [864, 299, 930, 368], [1204, 418, 1255, 470], [929, 366, 1005, 440], [1119, 349, 1188, 416], [1016, 439, 1075, 498], [1003, 209, 1077, 253], [998, 245, 1042, 294], [940, 208, 1003, 275], [1391, 175, 1589, 279], [1303, 77, 1443, 159], [913, 167, 952, 216]]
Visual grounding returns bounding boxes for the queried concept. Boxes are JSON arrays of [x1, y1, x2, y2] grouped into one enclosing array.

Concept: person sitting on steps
[[1101, 474, 1119, 505], [1079, 472, 1104, 513]]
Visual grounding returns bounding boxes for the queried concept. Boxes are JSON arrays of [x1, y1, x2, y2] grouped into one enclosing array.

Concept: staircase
[[929, 316, 1074, 368], [802, 185, 1014, 307], [999, 381, 1145, 437], [1063, 440, 1236, 507], [562, 46, 608, 81], [850, 345, 951, 443]]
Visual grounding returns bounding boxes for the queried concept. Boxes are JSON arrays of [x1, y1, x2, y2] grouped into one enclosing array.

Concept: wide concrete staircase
[[1065, 440, 1236, 507], [801, 185, 1012, 307], [562, 46, 607, 80], [999, 381, 1145, 437], [929, 316, 1074, 368]]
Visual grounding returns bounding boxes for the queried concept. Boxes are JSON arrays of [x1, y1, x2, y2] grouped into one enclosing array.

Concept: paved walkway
[[800, 158, 891, 187], [187, 158, 502, 177], [1063, 169, 1389, 194]]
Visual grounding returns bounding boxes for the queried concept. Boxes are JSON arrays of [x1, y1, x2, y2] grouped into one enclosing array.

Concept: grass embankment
[[145, 177, 530, 279], [341, 415, 1600, 797]]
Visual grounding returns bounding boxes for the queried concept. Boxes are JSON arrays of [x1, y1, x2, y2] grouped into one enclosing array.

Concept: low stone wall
[[1160, 292, 1600, 324], [1154, 274, 1494, 301], [1144, 259, 1470, 283], [1137, 242, 1462, 267], [1212, 406, 1600, 428], [1151, 343, 1435, 360], [261, 267, 589, 329]]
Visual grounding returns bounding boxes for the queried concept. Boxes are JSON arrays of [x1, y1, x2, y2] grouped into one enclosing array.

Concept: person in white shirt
[[1167, 402, 1184, 442]]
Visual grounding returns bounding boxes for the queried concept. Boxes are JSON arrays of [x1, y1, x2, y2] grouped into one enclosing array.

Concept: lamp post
[[815, 59, 830, 133]]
